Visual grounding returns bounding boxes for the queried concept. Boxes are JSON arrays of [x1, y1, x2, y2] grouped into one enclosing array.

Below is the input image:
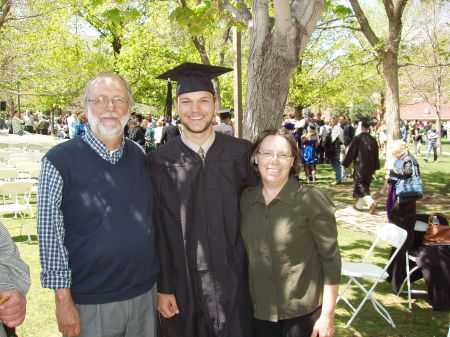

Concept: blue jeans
[[425, 142, 438, 161], [331, 159, 342, 182]]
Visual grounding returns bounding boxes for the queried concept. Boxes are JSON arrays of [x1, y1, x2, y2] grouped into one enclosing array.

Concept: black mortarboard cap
[[157, 62, 232, 96], [157, 63, 232, 123], [219, 108, 232, 119], [360, 117, 374, 128]]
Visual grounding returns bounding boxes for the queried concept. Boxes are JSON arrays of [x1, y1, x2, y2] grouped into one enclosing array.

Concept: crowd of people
[[0, 65, 444, 337]]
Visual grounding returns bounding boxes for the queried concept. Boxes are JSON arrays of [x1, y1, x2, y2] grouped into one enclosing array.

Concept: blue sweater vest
[[45, 137, 159, 304]]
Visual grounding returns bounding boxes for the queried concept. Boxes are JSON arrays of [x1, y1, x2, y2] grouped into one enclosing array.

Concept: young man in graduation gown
[[147, 63, 258, 337], [342, 118, 380, 214]]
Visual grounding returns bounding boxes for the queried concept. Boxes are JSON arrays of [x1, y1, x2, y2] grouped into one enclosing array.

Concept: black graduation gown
[[147, 133, 258, 337], [342, 132, 380, 198]]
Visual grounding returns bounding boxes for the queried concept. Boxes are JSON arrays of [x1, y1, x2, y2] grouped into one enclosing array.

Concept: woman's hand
[[310, 314, 335, 337]]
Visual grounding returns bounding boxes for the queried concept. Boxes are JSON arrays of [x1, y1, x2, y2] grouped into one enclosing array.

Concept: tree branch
[[291, 0, 326, 57], [382, 0, 394, 20], [217, 0, 251, 26], [393, 0, 408, 21], [399, 62, 450, 68], [218, 24, 232, 66], [6, 4, 74, 22], [274, 0, 292, 35], [0, 0, 12, 29], [316, 16, 356, 28], [316, 25, 361, 32], [348, 0, 380, 50]]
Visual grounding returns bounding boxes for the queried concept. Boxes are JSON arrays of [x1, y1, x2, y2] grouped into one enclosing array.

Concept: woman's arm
[[310, 284, 339, 337]]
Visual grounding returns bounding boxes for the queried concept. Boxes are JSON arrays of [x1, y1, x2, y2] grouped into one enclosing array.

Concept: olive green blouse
[[240, 178, 341, 322]]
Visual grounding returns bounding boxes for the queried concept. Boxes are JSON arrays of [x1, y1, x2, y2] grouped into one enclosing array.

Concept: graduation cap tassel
[[164, 80, 172, 124]]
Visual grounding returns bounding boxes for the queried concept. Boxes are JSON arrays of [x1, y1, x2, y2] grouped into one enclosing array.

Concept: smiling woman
[[240, 127, 341, 337]]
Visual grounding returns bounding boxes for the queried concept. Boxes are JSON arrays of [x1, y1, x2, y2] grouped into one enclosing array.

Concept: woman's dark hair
[[250, 128, 301, 177]]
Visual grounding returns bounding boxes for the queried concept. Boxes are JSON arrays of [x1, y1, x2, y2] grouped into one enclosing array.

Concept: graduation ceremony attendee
[[73, 113, 88, 137], [37, 72, 159, 337], [213, 109, 235, 137], [386, 140, 421, 226], [240, 128, 341, 337], [0, 222, 31, 337], [342, 118, 380, 214], [147, 63, 258, 337], [160, 120, 181, 145], [325, 118, 344, 185]]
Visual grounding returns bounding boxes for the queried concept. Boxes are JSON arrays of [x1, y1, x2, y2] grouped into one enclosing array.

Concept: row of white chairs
[[0, 167, 40, 180], [0, 181, 34, 243], [1, 153, 43, 164]]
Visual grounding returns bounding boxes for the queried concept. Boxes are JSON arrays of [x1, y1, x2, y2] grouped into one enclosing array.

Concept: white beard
[[87, 106, 130, 139]]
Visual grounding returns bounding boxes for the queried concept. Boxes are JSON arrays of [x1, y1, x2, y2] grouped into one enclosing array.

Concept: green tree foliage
[[0, 0, 113, 112], [75, 0, 144, 56]]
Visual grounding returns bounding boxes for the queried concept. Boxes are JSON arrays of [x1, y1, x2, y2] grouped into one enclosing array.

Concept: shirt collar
[[82, 126, 125, 163], [248, 178, 301, 206], [181, 130, 216, 155]]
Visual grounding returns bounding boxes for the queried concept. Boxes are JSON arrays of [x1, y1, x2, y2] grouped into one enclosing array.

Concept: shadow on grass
[[12, 234, 38, 244]]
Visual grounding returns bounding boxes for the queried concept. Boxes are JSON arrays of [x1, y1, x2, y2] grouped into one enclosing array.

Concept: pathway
[[334, 201, 388, 234]]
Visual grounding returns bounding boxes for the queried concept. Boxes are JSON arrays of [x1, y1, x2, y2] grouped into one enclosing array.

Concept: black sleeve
[[342, 137, 357, 168], [147, 154, 175, 294]]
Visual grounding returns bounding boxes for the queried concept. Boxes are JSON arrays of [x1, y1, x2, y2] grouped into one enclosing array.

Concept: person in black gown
[[147, 63, 258, 337], [342, 118, 380, 214]]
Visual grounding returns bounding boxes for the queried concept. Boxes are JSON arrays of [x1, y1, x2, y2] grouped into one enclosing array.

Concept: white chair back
[[414, 220, 428, 232], [0, 181, 33, 196], [0, 168, 19, 180], [377, 223, 408, 249]]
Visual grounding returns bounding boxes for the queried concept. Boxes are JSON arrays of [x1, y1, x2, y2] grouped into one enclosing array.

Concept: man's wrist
[[54, 288, 72, 302]]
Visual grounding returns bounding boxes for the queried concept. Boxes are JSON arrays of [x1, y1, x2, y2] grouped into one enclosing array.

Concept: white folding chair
[[0, 168, 19, 181], [26, 143, 45, 152], [7, 153, 31, 162], [14, 162, 41, 179], [7, 143, 25, 150], [396, 220, 428, 309], [0, 181, 33, 242], [337, 223, 408, 328], [8, 157, 35, 167]]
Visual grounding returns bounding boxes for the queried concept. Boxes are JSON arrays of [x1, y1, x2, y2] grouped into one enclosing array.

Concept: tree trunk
[[242, 0, 325, 141], [244, 39, 297, 141], [383, 50, 402, 158]]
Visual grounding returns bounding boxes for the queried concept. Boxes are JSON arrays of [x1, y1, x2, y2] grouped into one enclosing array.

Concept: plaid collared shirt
[[37, 127, 125, 289]]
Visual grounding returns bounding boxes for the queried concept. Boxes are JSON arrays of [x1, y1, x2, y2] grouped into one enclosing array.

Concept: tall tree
[[346, 0, 409, 154], [219, 0, 325, 140]]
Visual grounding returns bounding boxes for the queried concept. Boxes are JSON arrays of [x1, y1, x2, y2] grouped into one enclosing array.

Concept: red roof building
[[400, 101, 450, 121]]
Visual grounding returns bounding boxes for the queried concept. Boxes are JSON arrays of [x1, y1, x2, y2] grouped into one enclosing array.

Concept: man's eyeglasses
[[257, 151, 293, 161], [88, 96, 129, 108]]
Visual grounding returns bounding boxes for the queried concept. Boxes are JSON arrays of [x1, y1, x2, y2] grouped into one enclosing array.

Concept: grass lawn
[[3, 144, 449, 337]]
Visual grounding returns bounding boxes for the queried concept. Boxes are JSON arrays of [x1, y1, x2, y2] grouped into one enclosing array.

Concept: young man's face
[[177, 91, 216, 136]]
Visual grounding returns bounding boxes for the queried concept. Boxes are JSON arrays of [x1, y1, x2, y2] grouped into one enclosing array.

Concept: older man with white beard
[[37, 73, 160, 337]]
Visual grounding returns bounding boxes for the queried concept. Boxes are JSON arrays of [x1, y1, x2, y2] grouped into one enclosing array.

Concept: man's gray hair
[[84, 72, 135, 108]]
